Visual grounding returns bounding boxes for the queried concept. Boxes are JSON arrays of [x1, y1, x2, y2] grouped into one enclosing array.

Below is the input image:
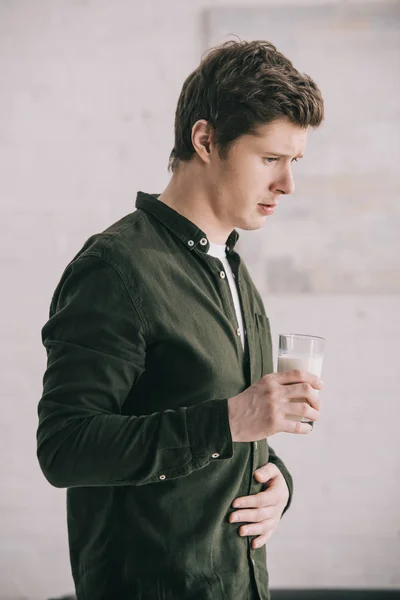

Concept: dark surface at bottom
[[271, 591, 400, 599], [47, 590, 400, 600]]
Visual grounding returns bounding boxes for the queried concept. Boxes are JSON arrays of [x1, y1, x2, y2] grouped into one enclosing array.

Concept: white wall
[[265, 295, 400, 589], [1, 0, 399, 597]]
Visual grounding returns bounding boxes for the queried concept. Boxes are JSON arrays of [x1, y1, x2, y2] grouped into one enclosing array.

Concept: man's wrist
[[227, 396, 241, 442]]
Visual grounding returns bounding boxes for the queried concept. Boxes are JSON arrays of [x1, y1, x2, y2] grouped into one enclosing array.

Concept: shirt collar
[[135, 191, 240, 254]]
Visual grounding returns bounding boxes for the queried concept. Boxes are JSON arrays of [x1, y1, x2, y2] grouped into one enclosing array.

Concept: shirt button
[[159, 474, 166, 480], [219, 271, 226, 279], [236, 328, 241, 337], [188, 240, 194, 247], [200, 237, 208, 246], [254, 441, 258, 450], [212, 453, 220, 459]]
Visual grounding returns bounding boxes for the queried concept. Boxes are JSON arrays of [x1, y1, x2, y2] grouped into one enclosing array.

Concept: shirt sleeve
[[37, 254, 233, 489], [267, 444, 293, 515]]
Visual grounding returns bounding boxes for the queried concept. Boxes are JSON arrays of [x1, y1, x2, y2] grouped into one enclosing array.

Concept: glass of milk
[[277, 333, 325, 426]]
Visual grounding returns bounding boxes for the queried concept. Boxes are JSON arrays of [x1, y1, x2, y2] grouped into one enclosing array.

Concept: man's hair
[[168, 40, 324, 172]]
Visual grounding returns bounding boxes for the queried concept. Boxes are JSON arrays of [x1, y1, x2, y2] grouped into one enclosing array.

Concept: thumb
[[254, 462, 279, 484]]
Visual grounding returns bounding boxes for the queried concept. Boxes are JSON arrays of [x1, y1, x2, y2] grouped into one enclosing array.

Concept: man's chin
[[237, 217, 268, 232]]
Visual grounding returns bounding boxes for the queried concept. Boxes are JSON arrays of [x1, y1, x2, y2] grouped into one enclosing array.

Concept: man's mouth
[[258, 202, 278, 215]]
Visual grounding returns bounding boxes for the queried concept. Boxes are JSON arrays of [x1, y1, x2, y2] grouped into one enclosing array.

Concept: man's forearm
[[37, 397, 233, 489]]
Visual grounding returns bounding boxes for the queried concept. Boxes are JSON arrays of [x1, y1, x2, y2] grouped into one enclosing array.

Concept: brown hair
[[168, 40, 324, 171]]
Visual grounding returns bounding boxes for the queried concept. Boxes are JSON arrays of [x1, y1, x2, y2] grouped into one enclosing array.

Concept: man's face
[[207, 117, 308, 231]]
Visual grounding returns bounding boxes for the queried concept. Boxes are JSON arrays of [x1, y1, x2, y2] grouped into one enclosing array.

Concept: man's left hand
[[229, 462, 290, 549]]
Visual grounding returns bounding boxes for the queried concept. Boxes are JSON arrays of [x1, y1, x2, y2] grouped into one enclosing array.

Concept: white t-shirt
[[207, 241, 245, 349]]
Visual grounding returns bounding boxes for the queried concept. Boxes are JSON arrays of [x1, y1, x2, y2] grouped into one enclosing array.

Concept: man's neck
[[158, 167, 233, 245]]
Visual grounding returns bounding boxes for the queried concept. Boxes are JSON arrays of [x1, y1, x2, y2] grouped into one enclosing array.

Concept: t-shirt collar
[[207, 241, 227, 259]]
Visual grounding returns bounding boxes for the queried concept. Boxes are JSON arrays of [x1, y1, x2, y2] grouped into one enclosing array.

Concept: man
[[37, 40, 324, 599]]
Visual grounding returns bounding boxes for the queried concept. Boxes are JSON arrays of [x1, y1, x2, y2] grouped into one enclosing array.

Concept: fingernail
[[230, 514, 237, 522], [234, 501, 242, 508]]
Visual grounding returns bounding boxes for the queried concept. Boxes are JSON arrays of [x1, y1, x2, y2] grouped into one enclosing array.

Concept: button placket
[[250, 441, 259, 494]]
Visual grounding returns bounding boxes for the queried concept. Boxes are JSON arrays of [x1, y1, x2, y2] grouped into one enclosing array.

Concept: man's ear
[[191, 119, 214, 164]]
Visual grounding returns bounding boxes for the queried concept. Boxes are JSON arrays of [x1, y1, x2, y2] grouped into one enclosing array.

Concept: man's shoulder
[[48, 209, 160, 314], [69, 208, 158, 269]]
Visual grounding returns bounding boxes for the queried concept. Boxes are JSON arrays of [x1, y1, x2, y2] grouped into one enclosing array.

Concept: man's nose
[[273, 170, 295, 196]]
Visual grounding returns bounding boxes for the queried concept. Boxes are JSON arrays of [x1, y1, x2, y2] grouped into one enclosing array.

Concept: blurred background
[[1, 0, 399, 598]]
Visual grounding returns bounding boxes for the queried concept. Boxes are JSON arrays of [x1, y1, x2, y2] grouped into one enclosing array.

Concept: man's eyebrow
[[262, 151, 304, 159]]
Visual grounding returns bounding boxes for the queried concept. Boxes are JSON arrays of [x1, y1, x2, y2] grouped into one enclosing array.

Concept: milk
[[277, 354, 323, 378], [277, 353, 323, 422]]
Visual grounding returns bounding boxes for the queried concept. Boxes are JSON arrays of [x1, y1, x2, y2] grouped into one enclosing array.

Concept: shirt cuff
[[186, 399, 233, 468]]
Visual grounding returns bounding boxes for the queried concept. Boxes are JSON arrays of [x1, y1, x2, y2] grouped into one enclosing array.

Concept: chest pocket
[[254, 313, 274, 378]]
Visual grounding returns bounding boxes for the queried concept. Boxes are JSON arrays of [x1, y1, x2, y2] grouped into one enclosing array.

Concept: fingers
[[281, 382, 320, 410], [282, 419, 314, 435], [252, 532, 273, 549], [229, 506, 274, 524], [232, 490, 277, 510], [285, 400, 320, 423], [238, 522, 270, 538], [235, 522, 278, 547], [286, 382, 320, 409], [232, 493, 264, 510], [274, 369, 323, 391], [253, 462, 279, 484]]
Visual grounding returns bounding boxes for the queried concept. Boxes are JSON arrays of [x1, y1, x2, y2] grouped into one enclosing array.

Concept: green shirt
[[37, 191, 293, 600]]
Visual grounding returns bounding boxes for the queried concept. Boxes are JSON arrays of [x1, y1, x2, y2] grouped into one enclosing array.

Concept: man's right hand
[[228, 370, 323, 441]]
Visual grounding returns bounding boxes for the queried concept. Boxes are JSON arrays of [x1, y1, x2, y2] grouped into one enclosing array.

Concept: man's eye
[[264, 157, 278, 163], [291, 158, 298, 163]]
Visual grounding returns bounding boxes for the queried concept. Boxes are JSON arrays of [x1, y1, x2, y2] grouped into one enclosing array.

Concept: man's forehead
[[251, 119, 308, 154]]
